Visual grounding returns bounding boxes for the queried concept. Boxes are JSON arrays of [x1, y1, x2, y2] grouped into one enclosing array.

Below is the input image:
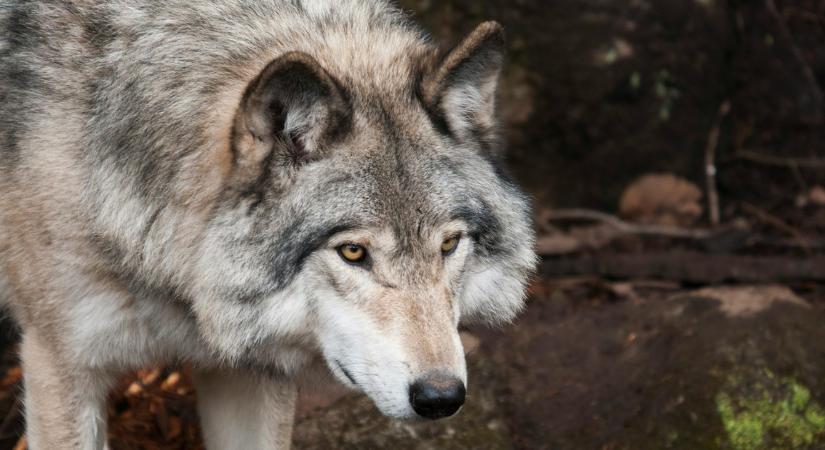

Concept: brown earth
[[288, 281, 825, 450], [2, 280, 825, 449]]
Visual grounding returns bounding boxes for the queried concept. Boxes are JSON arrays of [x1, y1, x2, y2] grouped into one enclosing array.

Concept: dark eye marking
[[259, 221, 361, 292], [451, 200, 502, 255]]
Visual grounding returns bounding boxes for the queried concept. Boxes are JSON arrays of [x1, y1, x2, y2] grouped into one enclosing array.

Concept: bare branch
[[704, 101, 731, 226], [542, 208, 716, 239], [538, 208, 825, 255], [741, 202, 812, 254], [736, 150, 825, 169]]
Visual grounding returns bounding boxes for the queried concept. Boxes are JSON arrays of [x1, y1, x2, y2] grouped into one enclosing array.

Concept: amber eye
[[441, 235, 461, 255], [338, 244, 367, 263]]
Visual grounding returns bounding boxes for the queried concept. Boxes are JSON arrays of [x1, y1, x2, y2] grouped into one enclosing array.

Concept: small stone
[[808, 186, 825, 206]]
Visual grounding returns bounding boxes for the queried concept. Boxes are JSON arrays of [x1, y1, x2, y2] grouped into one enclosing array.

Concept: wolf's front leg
[[21, 329, 114, 450], [193, 368, 297, 450]]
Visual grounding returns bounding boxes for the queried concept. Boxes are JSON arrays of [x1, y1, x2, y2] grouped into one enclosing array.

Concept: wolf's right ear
[[421, 22, 505, 150], [233, 52, 350, 166]]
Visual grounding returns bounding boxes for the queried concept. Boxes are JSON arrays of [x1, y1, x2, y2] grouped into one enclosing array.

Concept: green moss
[[804, 406, 825, 429], [715, 372, 825, 450], [791, 383, 811, 411], [717, 393, 765, 449]]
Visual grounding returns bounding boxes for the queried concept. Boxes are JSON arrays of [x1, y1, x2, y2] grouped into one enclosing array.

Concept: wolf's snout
[[408, 373, 466, 420]]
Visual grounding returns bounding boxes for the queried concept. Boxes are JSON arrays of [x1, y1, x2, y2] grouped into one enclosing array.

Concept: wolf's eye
[[441, 235, 461, 256], [338, 244, 367, 264]]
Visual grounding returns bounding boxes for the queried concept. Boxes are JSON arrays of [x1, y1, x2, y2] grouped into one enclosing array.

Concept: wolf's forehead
[[337, 148, 493, 235], [300, 101, 503, 235]]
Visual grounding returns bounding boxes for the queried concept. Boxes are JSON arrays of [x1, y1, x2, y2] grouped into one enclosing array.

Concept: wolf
[[0, 0, 536, 448]]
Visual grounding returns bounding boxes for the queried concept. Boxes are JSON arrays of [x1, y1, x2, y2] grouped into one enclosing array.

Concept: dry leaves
[[107, 367, 204, 450]]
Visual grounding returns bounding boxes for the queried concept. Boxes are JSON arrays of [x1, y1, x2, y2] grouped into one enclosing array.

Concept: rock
[[807, 186, 825, 207], [674, 285, 809, 318], [619, 173, 703, 226]]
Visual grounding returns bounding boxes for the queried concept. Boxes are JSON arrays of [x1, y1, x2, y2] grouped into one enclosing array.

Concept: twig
[[542, 209, 716, 239], [741, 203, 812, 254], [538, 208, 825, 255], [704, 101, 731, 225], [766, 0, 824, 119], [735, 150, 825, 168], [788, 162, 809, 192]]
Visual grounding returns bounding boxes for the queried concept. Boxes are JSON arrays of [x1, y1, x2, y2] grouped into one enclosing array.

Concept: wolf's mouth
[[334, 360, 358, 386]]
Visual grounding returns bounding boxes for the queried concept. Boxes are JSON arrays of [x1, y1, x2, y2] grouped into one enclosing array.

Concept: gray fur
[[0, 1, 536, 448]]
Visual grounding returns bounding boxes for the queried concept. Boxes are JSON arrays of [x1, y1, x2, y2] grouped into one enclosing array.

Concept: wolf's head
[[193, 21, 536, 420]]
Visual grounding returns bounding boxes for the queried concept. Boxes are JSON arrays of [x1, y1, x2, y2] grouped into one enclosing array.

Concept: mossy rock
[[716, 370, 825, 450]]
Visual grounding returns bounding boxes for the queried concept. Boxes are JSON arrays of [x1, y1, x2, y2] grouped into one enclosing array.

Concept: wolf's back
[[0, 0, 431, 291]]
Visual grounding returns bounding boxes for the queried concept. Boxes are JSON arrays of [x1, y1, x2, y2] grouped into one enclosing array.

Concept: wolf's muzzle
[[408, 372, 466, 420]]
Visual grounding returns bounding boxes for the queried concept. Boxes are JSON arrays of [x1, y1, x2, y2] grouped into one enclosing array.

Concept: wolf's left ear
[[422, 21, 505, 149], [233, 51, 350, 167]]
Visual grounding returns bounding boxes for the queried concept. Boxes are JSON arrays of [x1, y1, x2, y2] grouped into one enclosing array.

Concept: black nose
[[409, 373, 466, 419]]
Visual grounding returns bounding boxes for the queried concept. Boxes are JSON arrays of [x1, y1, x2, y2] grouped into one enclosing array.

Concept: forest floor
[[1, 275, 825, 449]]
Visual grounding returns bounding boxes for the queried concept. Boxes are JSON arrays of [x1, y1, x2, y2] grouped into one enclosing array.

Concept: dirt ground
[[291, 281, 825, 450], [2, 279, 825, 449], [1, 0, 824, 448]]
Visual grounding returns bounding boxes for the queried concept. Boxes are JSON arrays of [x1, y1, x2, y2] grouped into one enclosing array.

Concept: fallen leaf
[[161, 372, 180, 391], [1, 367, 22, 388], [139, 368, 161, 386], [126, 382, 143, 397], [13, 434, 26, 450]]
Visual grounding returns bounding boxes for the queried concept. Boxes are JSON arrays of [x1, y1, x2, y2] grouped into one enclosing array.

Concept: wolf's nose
[[409, 373, 466, 419]]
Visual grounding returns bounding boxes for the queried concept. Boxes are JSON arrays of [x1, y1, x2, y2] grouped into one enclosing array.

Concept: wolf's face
[[301, 140, 534, 419], [311, 223, 472, 419], [192, 22, 535, 420]]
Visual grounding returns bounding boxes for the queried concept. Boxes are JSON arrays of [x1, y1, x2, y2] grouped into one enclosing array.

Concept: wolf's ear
[[233, 52, 350, 166], [422, 21, 505, 149]]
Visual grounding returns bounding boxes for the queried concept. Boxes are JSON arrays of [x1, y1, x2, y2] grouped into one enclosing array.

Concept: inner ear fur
[[421, 21, 506, 145], [233, 51, 351, 167]]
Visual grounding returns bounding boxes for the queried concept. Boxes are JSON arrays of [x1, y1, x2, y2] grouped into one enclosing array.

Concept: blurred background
[[1, 0, 825, 448]]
